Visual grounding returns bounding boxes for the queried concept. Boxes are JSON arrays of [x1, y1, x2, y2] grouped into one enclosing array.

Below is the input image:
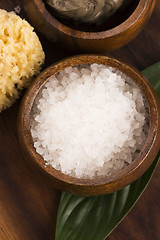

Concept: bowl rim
[[33, 0, 154, 39], [18, 54, 160, 195]]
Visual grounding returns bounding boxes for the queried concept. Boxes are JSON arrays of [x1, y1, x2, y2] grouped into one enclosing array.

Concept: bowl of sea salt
[[18, 55, 160, 196]]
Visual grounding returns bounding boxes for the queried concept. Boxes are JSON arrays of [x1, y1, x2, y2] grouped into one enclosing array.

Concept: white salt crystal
[[30, 64, 148, 179], [14, 6, 21, 14]]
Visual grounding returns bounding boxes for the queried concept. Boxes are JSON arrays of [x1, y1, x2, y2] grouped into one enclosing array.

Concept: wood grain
[[0, 0, 160, 239]]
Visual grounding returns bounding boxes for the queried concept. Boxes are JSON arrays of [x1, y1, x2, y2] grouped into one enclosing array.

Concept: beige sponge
[[0, 9, 45, 112]]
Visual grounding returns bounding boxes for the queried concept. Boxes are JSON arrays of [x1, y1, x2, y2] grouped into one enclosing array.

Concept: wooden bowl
[[22, 0, 155, 52], [18, 55, 160, 196]]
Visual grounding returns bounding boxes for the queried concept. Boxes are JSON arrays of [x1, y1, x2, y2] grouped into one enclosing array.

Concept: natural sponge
[[0, 9, 45, 112]]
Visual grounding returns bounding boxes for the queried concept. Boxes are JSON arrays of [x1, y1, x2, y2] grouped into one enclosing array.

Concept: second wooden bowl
[[18, 55, 160, 196], [23, 0, 155, 52]]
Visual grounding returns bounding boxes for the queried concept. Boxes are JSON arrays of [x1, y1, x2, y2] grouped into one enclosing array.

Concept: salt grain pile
[[30, 64, 148, 178]]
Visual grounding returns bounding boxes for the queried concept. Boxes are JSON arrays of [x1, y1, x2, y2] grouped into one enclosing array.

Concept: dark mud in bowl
[[23, 0, 155, 51], [45, 0, 139, 32]]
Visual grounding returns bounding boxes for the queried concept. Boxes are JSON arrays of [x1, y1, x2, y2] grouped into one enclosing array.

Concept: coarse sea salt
[[30, 64, 149, 179]]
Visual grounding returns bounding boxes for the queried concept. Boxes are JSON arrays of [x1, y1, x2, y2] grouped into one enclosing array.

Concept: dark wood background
[[0, 0, 160, 239]]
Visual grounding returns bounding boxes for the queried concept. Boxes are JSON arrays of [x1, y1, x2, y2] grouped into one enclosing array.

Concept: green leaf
[[142, 62, 160, 98], [56, 63, 160, 240]]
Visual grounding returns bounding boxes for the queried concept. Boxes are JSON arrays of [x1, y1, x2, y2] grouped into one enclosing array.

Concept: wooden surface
[[0, 0, 160, 239]]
